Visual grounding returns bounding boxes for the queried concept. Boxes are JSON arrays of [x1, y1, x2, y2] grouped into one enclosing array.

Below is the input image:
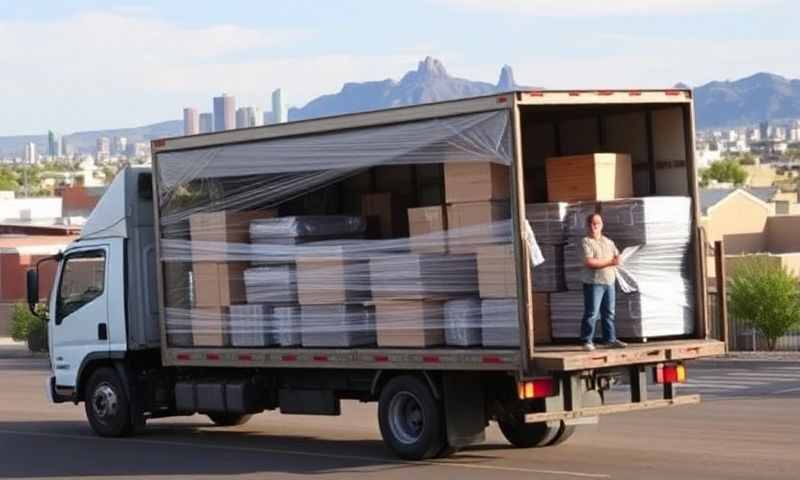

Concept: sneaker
[[582, 342, 596, 352], [606, 339, 628, 349]]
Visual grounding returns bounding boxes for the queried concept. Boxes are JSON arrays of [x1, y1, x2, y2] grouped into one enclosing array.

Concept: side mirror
[[26, 269, 40, 317]]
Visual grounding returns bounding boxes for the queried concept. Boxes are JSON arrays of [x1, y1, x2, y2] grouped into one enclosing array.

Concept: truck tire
[[207, 413, 253, 427], [548, 423, 575, 446], [498, 416, 571, 448], [84, 367, 133, 437], [378, 375, 445, 460]]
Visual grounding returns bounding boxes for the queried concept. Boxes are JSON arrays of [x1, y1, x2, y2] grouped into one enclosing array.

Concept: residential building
[[59, 185, 106, 217], [272, 88, 287, 124], [0, 234, 76, 336], [701, 188, 774, 255], [199, 112, 213, 133], [213, 93, 235, 131], [183, 107, 199, 135]]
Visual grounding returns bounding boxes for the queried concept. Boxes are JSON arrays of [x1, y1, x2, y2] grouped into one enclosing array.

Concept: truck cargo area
[[151, 90, 719, 372]]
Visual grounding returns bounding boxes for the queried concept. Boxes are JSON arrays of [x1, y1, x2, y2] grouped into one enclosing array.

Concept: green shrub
[[9, 303, 47, 351], [728, 257, 800, 350]]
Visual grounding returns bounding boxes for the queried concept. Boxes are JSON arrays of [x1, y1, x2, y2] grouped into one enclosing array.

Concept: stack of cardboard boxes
[[370, 161, 508, 347], [189, 210, 276, 347], [179, 150, 691, 350]]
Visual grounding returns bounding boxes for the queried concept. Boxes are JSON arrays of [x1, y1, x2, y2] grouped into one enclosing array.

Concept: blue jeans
[[580, 283, 617, 344]]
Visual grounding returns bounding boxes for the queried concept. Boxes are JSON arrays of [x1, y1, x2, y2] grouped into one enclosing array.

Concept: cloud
[[0, 11, 434, 134], [508, 37, 800, 89], [434, 0, 776, 16]]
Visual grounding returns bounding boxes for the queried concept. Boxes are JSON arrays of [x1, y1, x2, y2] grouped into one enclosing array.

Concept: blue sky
[[1, 0, 798, 136]]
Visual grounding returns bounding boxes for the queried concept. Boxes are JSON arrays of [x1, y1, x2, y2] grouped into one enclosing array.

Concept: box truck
[[27, 90, 724, 460]]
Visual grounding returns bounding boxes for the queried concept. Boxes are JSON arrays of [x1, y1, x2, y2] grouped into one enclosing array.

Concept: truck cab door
[[50, 246, 110, 388]]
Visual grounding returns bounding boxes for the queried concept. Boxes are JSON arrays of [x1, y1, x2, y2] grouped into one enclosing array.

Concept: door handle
[[98, 323, 108, 341]]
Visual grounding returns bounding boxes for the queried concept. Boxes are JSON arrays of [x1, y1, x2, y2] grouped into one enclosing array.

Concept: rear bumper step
[[524, 394, 700, 423]]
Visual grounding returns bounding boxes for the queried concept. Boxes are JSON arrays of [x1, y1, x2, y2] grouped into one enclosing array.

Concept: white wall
[[0, 197, 63, 221]]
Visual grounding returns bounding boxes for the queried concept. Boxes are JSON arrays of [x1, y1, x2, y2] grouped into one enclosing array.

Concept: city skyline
[[1, 1, 798, 135]]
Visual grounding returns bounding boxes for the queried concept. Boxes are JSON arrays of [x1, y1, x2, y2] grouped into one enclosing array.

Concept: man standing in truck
[[580, 213, 628, 351]]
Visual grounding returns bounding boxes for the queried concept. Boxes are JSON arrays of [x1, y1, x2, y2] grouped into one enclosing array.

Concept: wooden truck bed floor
[[166, 339, 725, 372], [532, 339, 726, 372]]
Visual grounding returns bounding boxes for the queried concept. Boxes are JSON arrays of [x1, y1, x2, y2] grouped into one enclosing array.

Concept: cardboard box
[[446, 201, 510, 253], [545, 153, 633, 203], [444, 162, 510, 204], [374, 300, 445, 347], [476, 243, 564, 295], [191, 307, 228, 347], [476, 244, 516, 298], [362, 193, 409, 238], [193, 262, 249, 307], [296, 254, 370, 305], [408, 206, 447, 253], [190, 209, 277, 246]]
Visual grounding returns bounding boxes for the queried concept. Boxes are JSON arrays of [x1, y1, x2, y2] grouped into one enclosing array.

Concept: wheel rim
[[92, 383, 119, 421], [388, 391, 425, 445]]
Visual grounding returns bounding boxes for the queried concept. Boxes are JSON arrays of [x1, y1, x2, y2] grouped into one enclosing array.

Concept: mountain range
[[2, 58, 799, 155]]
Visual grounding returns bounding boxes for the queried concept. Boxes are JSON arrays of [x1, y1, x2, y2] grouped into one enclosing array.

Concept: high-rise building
[[24, 142, 37, 164], [271, 88, 287, 124], [96, 137, 110, 162], [252, 107, 263, 127], [183, 107, 199, 135], [47, 130, 62, 158], [199, 112, 214, 133], [235, 106, 263, 129], [112, 136, 128, 155], [759, 121, 770, 141], [213, 93, 235, 131], [236, 107, 251, 129]]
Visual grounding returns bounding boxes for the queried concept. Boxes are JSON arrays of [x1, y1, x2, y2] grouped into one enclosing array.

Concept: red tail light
[[517, 377, 556, 399], [655, 363, 686, 384]]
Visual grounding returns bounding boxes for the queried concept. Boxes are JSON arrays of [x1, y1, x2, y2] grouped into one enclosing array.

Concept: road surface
[[0, 358, 798, 479]]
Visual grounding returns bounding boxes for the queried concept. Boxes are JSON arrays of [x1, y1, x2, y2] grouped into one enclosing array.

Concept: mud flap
[[442, 372, 486, 448]]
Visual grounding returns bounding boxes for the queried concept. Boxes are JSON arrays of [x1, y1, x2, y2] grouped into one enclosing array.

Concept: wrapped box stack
[[552, 197, 695, 340]]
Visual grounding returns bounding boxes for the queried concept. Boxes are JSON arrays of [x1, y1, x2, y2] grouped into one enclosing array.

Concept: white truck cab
[[29, 165, 161, 434]]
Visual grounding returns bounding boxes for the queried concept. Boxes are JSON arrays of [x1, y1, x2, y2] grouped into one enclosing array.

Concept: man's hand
[[611, 255, 621, 266]]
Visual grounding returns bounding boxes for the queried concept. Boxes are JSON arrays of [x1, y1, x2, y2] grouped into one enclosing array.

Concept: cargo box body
[[151, 90, 722, 375]]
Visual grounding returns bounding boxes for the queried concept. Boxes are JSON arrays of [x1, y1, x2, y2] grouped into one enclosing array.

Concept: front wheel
[[498, 416, 573, 448], [84, 367, 133, 437], [378, 375, 445, 460]]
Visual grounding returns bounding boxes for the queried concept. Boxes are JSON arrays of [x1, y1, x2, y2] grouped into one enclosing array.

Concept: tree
[[728, 257, 800, 351], [0, 166, 18, 191], [699, 159, 748, 187]]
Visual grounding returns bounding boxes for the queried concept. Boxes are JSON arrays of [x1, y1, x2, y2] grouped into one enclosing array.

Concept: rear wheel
[[498, 415, 573, 448], [84, 367, 133, 437], [207, 413, 253, 426], [378, 375, 445, 460]]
